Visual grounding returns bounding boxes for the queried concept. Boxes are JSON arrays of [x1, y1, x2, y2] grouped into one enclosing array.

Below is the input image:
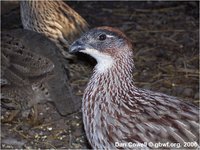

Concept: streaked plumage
[[70, 27, 199, 149], [1, 29, 80, 122], [20, 1, 89, 59], [1, 30, 54, 121]]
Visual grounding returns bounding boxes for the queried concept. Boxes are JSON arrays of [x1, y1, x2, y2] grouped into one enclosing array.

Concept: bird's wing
[[127, 89, 199, 146], [2, 33, 54, 78]]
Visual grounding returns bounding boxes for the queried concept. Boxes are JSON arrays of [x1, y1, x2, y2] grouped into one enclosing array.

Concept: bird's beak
[[69, 40, 86, 54]]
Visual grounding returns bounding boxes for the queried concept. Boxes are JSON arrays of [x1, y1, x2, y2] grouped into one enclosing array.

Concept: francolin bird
[[1, 30, 54, 122], [1, 29, 79, 123], [70, 27, 199, 149]]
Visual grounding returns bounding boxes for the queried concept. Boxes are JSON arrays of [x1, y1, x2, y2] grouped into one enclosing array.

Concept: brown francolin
[[70, 27, 199, 149]]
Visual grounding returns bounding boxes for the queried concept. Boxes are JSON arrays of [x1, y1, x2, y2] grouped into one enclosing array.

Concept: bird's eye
[[98, 34, 107, 41]]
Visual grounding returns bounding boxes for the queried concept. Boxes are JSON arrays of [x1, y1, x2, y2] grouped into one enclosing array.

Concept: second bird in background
[[20, 1, 89, 60]]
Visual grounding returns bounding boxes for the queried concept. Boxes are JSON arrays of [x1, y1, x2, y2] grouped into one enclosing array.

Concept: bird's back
[[20, 1, 89, 55]]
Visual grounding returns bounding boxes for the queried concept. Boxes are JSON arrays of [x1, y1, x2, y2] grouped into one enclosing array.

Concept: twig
[[32, 120, 59, 129], [178, 68, 199, 74], [13, 127, 29, 139], [34, 140, 57, 149]]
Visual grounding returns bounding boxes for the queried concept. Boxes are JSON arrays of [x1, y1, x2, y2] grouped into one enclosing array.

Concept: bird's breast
[[82, 72, 136, 148]]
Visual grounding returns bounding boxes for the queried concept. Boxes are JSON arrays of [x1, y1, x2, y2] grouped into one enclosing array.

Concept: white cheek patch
[[80, 48, 115, 73]]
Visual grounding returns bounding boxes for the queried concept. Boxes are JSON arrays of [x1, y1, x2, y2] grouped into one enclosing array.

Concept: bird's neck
[[82, 51, 135, 147], [83, 51, 135, 106], [95, 51, 134, 89]]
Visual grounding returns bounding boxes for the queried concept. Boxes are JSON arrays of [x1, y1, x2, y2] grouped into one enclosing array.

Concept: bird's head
[[70, 26, 133, 72]]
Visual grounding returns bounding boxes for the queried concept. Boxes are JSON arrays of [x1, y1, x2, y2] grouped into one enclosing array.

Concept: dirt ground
[[1, 1, 199, 149]]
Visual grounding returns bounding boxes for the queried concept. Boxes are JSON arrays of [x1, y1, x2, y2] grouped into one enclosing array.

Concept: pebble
[[47, 127, 53, 131]]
